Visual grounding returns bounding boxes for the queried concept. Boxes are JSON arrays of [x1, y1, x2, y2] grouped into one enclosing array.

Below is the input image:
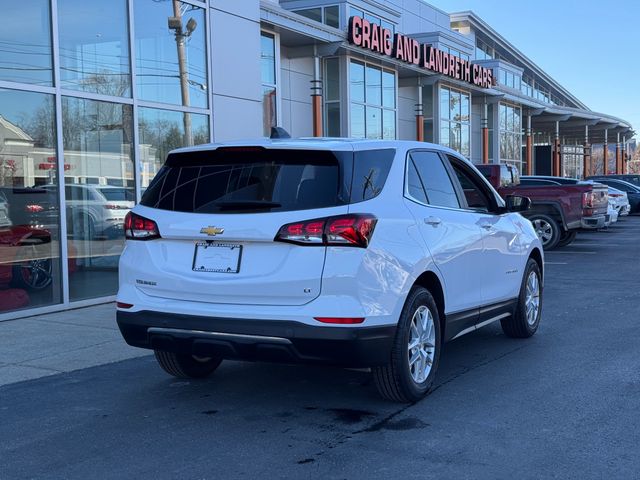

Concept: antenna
[[270, 127, 291, 139]]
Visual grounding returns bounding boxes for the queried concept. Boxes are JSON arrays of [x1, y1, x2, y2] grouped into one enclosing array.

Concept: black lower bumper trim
[[117, 310, 396, 368]]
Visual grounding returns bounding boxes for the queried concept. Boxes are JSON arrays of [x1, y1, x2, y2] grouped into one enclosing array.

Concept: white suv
[[116, 138, 543, 402]]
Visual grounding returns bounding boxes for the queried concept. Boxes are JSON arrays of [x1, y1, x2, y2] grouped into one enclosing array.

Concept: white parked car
[[607, 186, 630, 217], [48, 184, 135, 239], [116, 138, 544, 402]]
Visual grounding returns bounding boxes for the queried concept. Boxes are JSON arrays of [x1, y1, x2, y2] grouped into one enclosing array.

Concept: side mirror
[[505, 195, 531, 213]]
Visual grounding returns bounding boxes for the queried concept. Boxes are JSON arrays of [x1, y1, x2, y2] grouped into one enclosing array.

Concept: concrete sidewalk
[[0, 303, 148, 387]]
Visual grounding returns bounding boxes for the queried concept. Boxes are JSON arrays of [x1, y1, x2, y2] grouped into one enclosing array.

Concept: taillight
[[275, 214, 377, 248], [25, 204, 44, 213], [609, 193, 622, 198], [124, 212, 160, 240], [582, 192, 595, 209]]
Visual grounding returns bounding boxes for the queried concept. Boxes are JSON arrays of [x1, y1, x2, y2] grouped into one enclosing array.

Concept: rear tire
[[556, 230, 577, 248], [372, 287, 441, 403], [501, 258, 542, 338], [154, 350, 222, 379], [529, 214, 560, 250]]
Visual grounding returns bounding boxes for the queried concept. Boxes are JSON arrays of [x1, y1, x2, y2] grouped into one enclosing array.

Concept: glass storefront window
[[138, 107, 209, 190], [350, 61, 365, 103], [350, 60, 395, 140], [439, 85, 470, 156], [0, 1, 53, 86], [324, 57, 341, 136], [134, 0, 208, 108], [0, 89, 62, 313], [499, 102, 522, 168], [61, 97, 134, 301], [261, 33, 277, 136], [57, 0, 131, 96]]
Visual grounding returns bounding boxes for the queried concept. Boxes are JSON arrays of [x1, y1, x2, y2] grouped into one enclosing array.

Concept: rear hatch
[[132, 146, 393, 306]]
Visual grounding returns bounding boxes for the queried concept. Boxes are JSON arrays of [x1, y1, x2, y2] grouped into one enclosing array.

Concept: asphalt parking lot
[[1, 217, 639, 479]]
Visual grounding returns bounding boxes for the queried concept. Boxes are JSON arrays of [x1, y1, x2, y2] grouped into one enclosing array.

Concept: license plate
[[192, 242, 242, 273]]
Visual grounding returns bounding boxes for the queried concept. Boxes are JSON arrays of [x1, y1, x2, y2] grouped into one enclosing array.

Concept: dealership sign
[[348, 16, 494, 89]]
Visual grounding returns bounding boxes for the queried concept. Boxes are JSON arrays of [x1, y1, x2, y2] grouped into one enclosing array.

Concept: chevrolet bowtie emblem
[[200, 226, 225, 236]]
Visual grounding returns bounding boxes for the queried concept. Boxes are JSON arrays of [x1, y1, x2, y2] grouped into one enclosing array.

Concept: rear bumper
[[117, 310, 396, 368], [581, 215, 607, 229]]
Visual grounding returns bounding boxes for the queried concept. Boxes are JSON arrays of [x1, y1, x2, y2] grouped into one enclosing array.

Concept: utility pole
[[169, 0, 194, 146]]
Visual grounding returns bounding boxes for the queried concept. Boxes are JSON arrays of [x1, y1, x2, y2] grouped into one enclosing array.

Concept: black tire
[[501, 258, 542, 338], [11, 257, 53, 290], [372, 286, 442, 403], [528, 214, 561, 250], [556, 230, 577, 248], [154, 350, 222, 379]]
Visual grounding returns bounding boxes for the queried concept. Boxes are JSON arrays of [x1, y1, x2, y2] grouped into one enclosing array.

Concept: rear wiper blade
[[213, 200, 281, 209]]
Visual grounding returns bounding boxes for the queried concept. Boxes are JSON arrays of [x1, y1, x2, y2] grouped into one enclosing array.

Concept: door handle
[[424, 216, 442, 226], [480, 223, 493, 230]]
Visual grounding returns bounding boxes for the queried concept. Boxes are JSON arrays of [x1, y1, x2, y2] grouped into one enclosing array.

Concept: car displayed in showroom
[[116, 137, 544, 403]]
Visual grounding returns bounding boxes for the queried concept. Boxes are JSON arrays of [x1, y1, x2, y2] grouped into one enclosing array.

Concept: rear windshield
[[140, 147, 394, 213], [99, 188, 135, 201]]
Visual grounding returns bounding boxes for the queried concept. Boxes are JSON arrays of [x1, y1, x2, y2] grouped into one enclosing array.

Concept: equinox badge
[[200, 226, 225, 236]]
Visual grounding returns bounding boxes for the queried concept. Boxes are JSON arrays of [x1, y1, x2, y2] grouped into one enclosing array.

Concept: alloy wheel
[[525, 270, 540, 326], [407, 305, 436, 383]]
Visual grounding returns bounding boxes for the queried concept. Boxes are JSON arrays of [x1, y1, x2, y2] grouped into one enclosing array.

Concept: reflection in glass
[[61, 97, 134, 301], [0, 89, 61, 312], [325, 57, 340, 102], [440, 87, 450, 120], [261, 33, 276, 85], [351, 104, 365, 138], [325, 6, 340, 28], [365, 66, 382, 105], [382, 71, 395, 108], [325, 103, 341, 137], [58, 0, 131, 96], [135, 0, 208, 109], [0, 1, 53, 85], [366, 107, 382, 139], [350, 61, 365, 103], [262, 86, 277, 136], [138, 106, 209, 189], [383, 110, 395, 140]]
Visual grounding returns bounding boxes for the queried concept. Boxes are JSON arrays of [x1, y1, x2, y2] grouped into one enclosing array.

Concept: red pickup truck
[[476, 164, 609, 250]]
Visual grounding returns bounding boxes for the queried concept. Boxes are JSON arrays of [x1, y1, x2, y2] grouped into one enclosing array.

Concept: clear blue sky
[[431, 0, 639, 140]]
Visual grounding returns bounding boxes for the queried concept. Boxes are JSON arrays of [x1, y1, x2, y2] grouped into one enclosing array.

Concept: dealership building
[[0, 0, 635, 319]]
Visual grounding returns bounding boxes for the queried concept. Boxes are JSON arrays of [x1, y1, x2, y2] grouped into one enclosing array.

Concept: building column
[[615, 132, 621, 174], [311, 56, 323, 137], [481, 100, 489, 164], [603, 128, 608, 175], [525, 114, 532, 175], [415, 85, 424, 142], [621, 135, 627, 174], [553, 121, 561, 176], [583, 124, 590, 178]]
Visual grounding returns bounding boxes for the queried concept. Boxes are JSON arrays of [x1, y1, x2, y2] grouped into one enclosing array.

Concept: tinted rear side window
[[350, 149, 395, 203], [100, 189, 135, 201], [141, 147, 394, 213], [141, 148, 353, 214]]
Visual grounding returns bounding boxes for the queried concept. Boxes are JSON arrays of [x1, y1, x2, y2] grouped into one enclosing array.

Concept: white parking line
[[546, 251, 597, 254]]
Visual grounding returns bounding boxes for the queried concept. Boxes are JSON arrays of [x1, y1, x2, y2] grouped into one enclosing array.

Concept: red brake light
[[116, 302, 134, 309], [25, 204, 44, 213], [124, 212, 160, 240], [275, 214, 377, 248], [314, 317, 365, 324], [609, 193, 622, 198]]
